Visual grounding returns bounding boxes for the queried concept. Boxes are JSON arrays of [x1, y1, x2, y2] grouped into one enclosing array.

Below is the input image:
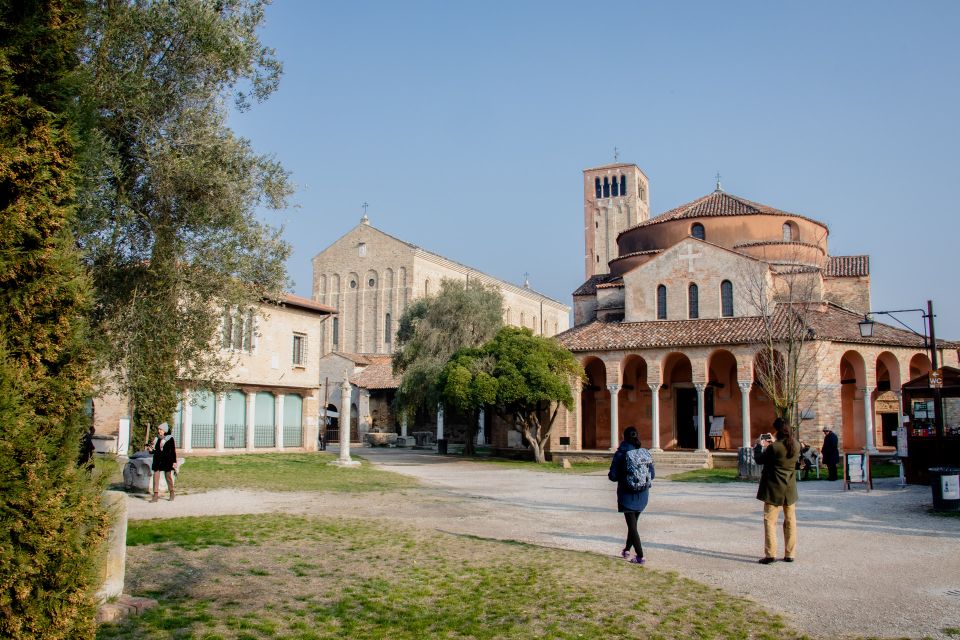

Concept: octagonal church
[[553, 162, 956, 458]]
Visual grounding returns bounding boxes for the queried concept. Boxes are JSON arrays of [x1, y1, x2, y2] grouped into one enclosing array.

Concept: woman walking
[[753, 417, 799, 564], [147, 422, 178, 502], [608, 426, 655, 565]]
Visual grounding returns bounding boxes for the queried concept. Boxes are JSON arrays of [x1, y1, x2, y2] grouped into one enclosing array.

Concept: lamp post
[[858, 300, 942, 458]]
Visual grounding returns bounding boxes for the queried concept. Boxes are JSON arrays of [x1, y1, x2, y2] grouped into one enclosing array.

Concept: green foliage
[[75, 0, 292, 439], [0, 1, 111, 637], [393, 279, 503, 442], [442, 326, 583, 463]]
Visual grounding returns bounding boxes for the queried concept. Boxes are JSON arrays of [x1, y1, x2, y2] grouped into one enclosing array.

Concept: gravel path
[[126, 448, 960, 640]]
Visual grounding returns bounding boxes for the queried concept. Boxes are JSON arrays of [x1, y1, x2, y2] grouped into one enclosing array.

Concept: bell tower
[[583, 163, 649, 278]]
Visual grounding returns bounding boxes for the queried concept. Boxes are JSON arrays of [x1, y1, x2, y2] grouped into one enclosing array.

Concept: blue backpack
[[624, 448, 653, 491]]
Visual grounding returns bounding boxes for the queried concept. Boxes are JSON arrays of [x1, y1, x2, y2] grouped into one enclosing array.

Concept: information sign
[[844, 452, 872, 491]]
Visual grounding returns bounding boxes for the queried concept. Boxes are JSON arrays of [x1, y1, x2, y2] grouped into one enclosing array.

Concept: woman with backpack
[[608, 426, 655, 565]]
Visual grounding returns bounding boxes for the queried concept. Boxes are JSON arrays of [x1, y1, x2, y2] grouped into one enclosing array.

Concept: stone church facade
[[552, 162, 956, 459], [311, 216, 570, 356]]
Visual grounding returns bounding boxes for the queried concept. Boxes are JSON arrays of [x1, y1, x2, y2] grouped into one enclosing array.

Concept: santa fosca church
[[552, 162, 956, 461]]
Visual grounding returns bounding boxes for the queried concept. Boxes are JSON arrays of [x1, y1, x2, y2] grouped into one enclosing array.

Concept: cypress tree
[[0, 1, 111, 637]]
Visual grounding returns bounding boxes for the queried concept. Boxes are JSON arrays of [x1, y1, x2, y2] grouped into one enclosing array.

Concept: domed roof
[[627, 189, 824, 230]]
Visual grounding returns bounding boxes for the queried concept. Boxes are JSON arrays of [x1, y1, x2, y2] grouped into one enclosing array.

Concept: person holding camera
[[753, 417, 799, 564]]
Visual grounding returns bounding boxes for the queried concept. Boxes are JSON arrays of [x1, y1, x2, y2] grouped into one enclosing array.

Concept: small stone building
[[91, 294, 335, 455]]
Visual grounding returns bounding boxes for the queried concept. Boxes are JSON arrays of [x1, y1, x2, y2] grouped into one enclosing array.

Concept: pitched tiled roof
[[826, 255, 869, 277], [556, 303, 952, 352], [573, 274, 621, 296], [349, 356, 400, 390], [624, 190, 824, 233], [334, 352, 373, 365]]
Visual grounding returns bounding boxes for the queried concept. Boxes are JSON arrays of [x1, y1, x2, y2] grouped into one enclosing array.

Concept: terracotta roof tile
[[349, 356, 401, 390], [573, 274, 621, 296], [826, 255, 869, 277]]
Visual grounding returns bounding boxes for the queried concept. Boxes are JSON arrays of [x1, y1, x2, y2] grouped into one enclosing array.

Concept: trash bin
[[437, 438, 448, 455], [929, 467, 960, 511]]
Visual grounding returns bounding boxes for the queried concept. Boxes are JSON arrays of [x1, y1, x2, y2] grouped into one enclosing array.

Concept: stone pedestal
[[737, 446, 762, 480], [122, 454, 184, 494], [96, 491, 127, 602]]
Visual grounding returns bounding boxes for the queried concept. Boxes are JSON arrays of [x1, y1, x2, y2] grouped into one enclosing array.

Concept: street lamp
[[857, 300, 939, 371]]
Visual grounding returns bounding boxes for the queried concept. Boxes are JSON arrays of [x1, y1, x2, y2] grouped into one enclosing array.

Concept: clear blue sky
[[230, 1, 960, 339]]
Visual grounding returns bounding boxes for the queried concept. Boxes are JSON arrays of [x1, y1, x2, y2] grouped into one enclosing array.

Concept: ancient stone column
[[648, 383, 662, 451], [400, 413, 408, 438], [437, 404, 444, 442], [333, 376, 359, 467], [215, 392, 225, 452], [607, 383, 621, 451], [477, 409, 486, 446], [275, 393, 285, 451], [739, 381, 752, 448], [245, 391, 255, 452], [182, 388, 192, 453], [863, 386, 878, 453], [695, 383, 708, 453]]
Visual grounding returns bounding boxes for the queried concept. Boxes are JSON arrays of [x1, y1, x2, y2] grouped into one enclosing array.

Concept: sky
[[229, 1, 960, 339]]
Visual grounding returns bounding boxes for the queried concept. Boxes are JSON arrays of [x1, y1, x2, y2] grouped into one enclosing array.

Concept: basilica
[[552, 162, 956, 459]]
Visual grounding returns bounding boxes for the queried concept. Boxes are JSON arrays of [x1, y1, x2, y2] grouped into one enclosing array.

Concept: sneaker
[[782, 557, 794, 563], [621, 550, 631, 559], [629, 556, 646, 565], [758, 557, 776, 565]]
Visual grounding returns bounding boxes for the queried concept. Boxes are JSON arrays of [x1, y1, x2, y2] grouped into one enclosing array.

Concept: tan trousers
[[763, 502, 797, 559]]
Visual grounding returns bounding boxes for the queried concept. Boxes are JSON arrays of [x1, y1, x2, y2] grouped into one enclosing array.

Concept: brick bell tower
[[583, 163, 650, 279]]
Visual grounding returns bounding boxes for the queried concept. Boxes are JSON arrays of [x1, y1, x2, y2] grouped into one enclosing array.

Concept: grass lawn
[[171, 453, 419, 493], [669, 461, 905, 483], [99, 514, 813, 640]]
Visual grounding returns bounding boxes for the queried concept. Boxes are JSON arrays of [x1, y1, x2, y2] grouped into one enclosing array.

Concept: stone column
[[607, 383, 621, 451], [215, 392, 225, 452], [333, 376, 359, 466], [648, 383, 662, 451], [695, 383, 708, 453], [400, 413, 408, 438], [437, 404, 444, 441], [245, 391, 256, 451], [739, 382, 752, 448], [477, 409, 486, 446], [863, 386, 878, 453], [182, 388, 192, 453], [96, 491, 127, 602], [572, 383, 581, 451], [359, 388, 371, 438], [275, 393, 285, 451]]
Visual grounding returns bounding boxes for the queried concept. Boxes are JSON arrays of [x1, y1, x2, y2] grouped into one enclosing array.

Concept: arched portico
[[840, 350, 868, 450], [910, 353, 932, 380], [707, 349, 743, 448], [662, 352, 699, 449], [619, 355, 651, 445], [874, 352, 903, 450], [750, 351, 780, 441]]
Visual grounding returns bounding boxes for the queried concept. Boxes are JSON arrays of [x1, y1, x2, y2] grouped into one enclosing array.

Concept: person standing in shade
[[147, 422, 178, 502], [754, 417, 799, 564], [608, 426, 655, 565], [821, 426, 840, 481]]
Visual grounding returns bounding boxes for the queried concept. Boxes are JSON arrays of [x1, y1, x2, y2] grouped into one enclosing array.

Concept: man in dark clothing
[[821, 426, 840, 481], [78, 425, 96, 469]]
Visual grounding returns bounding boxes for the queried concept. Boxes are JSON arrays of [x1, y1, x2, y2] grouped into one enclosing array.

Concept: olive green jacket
[[754, 440, 798, 506]]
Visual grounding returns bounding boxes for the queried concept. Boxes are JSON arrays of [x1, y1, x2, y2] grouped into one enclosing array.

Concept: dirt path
[[126, 449, 960, 640]]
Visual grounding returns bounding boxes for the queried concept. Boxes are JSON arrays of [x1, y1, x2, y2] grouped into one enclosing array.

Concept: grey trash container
[[929, 467, 960, 511], [437, 438, 448, 455]]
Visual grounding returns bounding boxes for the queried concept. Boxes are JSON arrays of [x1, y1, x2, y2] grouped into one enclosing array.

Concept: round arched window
[[349, 280, 357, 289], [368, 278, 375, 287], [691, 223, 705, 240]]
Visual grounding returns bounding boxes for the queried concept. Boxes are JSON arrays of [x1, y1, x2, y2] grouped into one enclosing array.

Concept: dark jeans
[[826, 463, 838, 481], [623, 511, 644, 557]]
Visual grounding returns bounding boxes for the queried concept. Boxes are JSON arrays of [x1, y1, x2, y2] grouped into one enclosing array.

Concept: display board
[[844, 452, 872, 491]]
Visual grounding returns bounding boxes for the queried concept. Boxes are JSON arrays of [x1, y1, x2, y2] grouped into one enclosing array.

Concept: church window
[[368, 278, 375, 287], [385, 313, 392, 343], [688, 284, 699, 319], [782, 221, 799, 242], [350, 280, 357, 289], [603, 177, 610, 198], [612, 176, 619, 197], [358, 242, 367, 257], [595, 178, 601, 198], [520, 312, 526, 327], [691, 223, 705, 240], [721, 280, 734, 317], [595, 221, 599, 228], [620, 175, 627, 196], [332, 317, 339, 348], [656, 285, 667, 320]]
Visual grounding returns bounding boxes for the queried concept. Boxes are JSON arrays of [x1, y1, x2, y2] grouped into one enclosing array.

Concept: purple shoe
[[629, 556, 646, 565], [621, 550, 631, 559]]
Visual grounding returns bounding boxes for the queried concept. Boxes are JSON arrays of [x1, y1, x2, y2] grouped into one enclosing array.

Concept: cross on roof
[[678, 246, 703, 273], [715, 172, 723, 192]]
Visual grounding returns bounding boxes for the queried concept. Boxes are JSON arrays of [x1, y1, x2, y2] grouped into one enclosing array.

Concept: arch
[[691, 223, 705, 240], [662, 352, 695, 449], [620, 355, 651, 446], [254, 391, 275, 447], [603, 177, 610, 198], [909, 353, 932, 380], [720, 280, 734, 317], [595, 177, 601, 198], [707, 350, 741, 448], [323, 403, 340, 442], [283, 393, 303, 447], [875, 351, 901, 392], [318, 274, 327, 299], [424, 278, 431, 296], [839, 350, 868, 450], [656, 284, 667, 320], [688, 283, 699, 319], [224, 391, 246, 448], [611, 175, 619, 197], [520, 311, 526, 327], [782, 220, 800, 242], [581, 357, 608, 450], [620, 174, 627, 196], [751, 350, 783, 435]]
